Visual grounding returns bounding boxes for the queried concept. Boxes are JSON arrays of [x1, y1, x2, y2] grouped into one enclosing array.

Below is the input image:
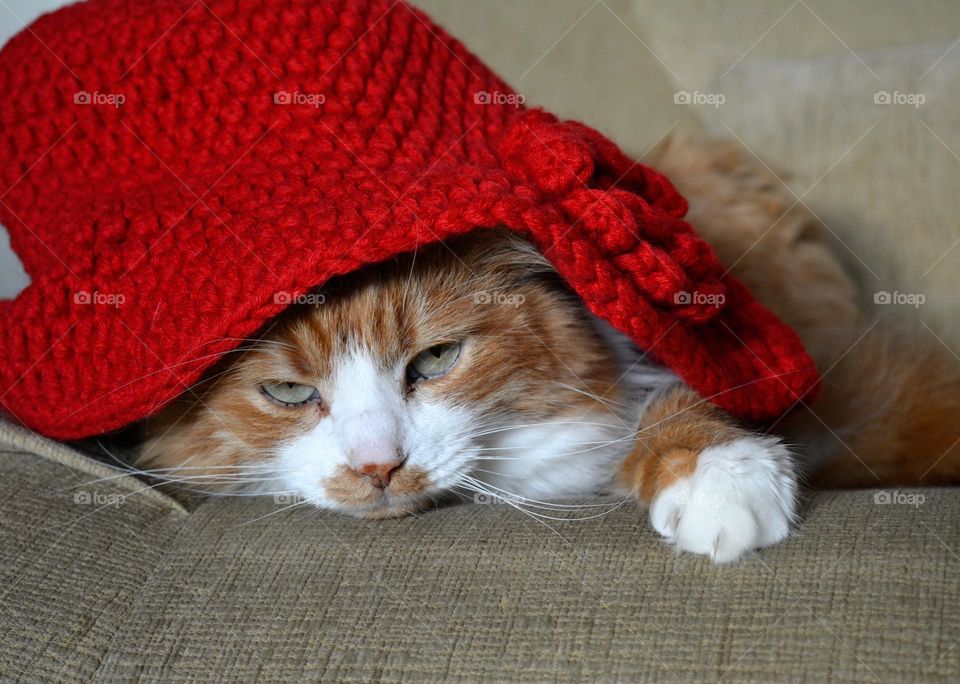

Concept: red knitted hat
[[0, 0, 818, 440]]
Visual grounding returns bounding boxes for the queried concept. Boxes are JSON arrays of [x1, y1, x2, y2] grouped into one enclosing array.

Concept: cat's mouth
[[320, 464, 432, 518], [330, 491, 430, 520]]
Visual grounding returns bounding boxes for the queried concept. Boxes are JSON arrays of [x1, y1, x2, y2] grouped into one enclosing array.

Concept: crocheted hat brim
[[1, 125, 818, 439]]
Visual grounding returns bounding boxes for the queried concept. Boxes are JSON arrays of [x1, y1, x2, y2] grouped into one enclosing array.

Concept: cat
[[137, 133, 960, 563]]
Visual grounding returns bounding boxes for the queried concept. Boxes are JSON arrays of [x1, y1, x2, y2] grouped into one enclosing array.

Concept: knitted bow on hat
[[0, 0, 818, 439]]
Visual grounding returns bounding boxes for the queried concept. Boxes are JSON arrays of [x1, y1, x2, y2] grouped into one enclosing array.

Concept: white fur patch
[[468, 326, 677, 501], [270, 347, 481, 514], [648, 436, 797, 563], [472, 418, 630, 499]]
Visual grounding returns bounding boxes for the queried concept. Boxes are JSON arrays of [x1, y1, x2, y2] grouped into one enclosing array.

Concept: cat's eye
[[406, 342, 462, 383], [260, 381, 320, 406]]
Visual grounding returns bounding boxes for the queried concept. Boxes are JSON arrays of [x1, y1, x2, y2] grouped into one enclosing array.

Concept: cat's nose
[[353, 461, 403, 489]]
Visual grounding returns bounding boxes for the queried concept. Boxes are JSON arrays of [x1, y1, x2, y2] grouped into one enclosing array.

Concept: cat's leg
[[621, 385, 797, 563]]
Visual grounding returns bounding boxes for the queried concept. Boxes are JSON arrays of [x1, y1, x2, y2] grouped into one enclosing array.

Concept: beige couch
[[2, 1, 959, 680]]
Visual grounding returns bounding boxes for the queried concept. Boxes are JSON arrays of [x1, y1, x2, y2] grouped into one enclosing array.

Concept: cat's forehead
[[268, 264, 486, 376], [251, 233, 545, 379]]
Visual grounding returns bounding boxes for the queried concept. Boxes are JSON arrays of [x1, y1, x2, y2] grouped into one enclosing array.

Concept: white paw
[[649, 436, 797, 563]]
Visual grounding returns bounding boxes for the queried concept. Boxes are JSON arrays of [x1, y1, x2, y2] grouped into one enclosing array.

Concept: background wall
[[0, 0, 63, 298]]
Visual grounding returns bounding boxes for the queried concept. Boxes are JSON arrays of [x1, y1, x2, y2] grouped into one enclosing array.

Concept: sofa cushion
[[0, 422, 186, 681], [1, 419, 957, 681]]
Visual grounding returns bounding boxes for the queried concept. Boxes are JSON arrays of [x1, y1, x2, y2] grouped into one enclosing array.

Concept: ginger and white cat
[[138, 135, 960, 563]]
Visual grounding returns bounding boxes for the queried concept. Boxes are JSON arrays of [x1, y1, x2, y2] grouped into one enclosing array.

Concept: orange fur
[[620, 386, 745, 502], [782, 321, 960, 487]]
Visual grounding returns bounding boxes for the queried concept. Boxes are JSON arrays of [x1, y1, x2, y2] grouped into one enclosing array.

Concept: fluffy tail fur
[[649, 133, 960, 487], [783, 319, 960, 487]]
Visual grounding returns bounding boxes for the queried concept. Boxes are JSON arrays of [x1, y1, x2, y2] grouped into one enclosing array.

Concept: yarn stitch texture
[[0, 0, 819, 439]]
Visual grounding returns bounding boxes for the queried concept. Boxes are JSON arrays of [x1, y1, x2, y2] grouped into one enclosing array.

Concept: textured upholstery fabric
[[0, 417, 958, 682], [0, 428, 186, 681]]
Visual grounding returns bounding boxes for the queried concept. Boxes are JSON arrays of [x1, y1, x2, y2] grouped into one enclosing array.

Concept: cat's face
[[141, 232, 626, 517]]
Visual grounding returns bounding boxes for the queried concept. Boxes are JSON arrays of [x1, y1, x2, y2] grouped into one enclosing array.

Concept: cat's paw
[[648, 436, 797, 563]]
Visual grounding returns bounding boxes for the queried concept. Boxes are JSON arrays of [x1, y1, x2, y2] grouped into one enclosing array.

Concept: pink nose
[[353, 461, 403, 489]]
